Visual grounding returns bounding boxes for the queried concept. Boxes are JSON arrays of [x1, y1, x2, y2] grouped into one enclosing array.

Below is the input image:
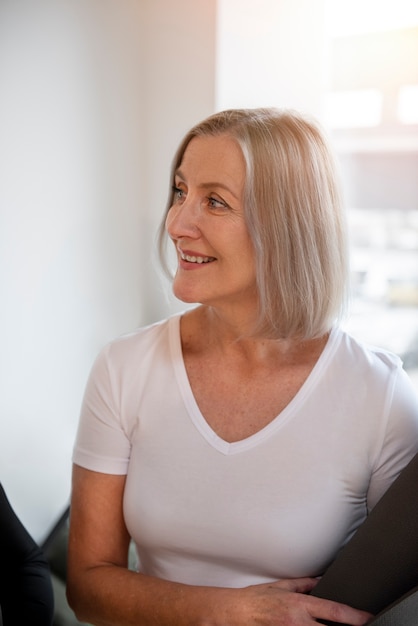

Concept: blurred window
[[323, 1, 418, 388]]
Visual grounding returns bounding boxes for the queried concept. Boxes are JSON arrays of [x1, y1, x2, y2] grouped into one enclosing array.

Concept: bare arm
[[66, 465, 372, 626]]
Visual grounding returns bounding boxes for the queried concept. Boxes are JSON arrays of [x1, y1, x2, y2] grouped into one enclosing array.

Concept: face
[[165, 134, 257, 312]]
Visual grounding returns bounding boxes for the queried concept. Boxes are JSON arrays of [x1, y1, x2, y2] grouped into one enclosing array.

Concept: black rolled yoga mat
[[311, 452, 418, 625]]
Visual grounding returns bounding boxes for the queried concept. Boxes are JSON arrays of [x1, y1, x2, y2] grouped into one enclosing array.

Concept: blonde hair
[[158, 108, 349, 340]]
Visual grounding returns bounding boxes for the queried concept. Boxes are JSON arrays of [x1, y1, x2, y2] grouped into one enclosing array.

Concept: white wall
[[216, 0, 327, 116], [0, 0, 216, 541]]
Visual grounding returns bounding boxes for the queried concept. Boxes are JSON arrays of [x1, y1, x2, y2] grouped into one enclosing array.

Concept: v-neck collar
[[168, 314, 341, 455]]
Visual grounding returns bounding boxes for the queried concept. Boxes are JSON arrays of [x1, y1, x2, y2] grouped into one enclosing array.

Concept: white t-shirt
[[73, 314, 418, 587]]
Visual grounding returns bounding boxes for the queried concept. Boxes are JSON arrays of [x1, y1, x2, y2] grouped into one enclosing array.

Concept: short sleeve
[[367, 364, 418, 510], [72, 344, 131, 474]]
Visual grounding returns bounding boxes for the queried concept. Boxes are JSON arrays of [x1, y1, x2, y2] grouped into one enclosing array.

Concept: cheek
[[232, 233, 257, 275], [240, 231, 256, 261]]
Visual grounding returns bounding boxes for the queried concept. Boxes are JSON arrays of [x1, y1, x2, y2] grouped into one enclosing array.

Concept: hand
[[229, 577, 373, 625]]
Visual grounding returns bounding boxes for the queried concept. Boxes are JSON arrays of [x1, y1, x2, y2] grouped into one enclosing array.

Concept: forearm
[[68, 470, 371, 625], [67, 564, 239, 626]]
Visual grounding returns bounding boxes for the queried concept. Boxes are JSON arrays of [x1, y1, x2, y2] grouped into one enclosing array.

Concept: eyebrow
[[174, 169, 240, 200]]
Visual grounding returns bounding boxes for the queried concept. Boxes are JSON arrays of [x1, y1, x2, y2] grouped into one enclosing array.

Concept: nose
[[165, 196, 201, 241]]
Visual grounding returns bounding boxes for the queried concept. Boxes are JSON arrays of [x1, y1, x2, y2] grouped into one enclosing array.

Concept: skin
[[167, 134, 258, 318], [67, 135, 373, 625]]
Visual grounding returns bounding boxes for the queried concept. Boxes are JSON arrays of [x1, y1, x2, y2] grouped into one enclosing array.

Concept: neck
[[182, 305, 327, 363]]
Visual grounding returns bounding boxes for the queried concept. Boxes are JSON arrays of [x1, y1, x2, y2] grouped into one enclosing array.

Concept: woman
[[67, 108, 418, 625]]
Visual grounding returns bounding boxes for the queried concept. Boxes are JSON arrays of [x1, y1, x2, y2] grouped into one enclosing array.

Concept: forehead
[[178, 134, 246, 189]]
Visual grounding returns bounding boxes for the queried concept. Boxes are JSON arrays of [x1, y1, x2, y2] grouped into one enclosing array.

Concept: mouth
[[180, 251, 216, 264]]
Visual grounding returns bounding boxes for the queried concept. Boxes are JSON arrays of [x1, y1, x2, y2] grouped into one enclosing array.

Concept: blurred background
[[1, 0, 417, 543]]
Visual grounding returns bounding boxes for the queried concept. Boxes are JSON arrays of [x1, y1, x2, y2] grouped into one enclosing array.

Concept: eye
[[172, 185, 186, 203], [207, 196, 228, 210]]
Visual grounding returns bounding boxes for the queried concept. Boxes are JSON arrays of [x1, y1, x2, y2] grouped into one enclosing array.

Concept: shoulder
[[83, 315, 181, 397], [331, 327, 418, 429], [332, 327, 403, 375], [100, 314, 180, 368], [326, 327, 418, 415]]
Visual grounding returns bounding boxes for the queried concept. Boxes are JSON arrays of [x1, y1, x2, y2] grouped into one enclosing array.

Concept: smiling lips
[[180, 250, 216, 264]]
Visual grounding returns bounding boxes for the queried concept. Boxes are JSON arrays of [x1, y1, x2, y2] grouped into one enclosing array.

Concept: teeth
[[181, 252, 214, 264]]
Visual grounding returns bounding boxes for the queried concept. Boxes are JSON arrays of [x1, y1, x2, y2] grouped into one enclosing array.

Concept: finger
[[309, 598, 373, 625]]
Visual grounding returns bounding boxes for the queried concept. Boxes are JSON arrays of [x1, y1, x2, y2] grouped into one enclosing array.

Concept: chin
[[172, 287, 200, 304], [172, 280, 203, 304]]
